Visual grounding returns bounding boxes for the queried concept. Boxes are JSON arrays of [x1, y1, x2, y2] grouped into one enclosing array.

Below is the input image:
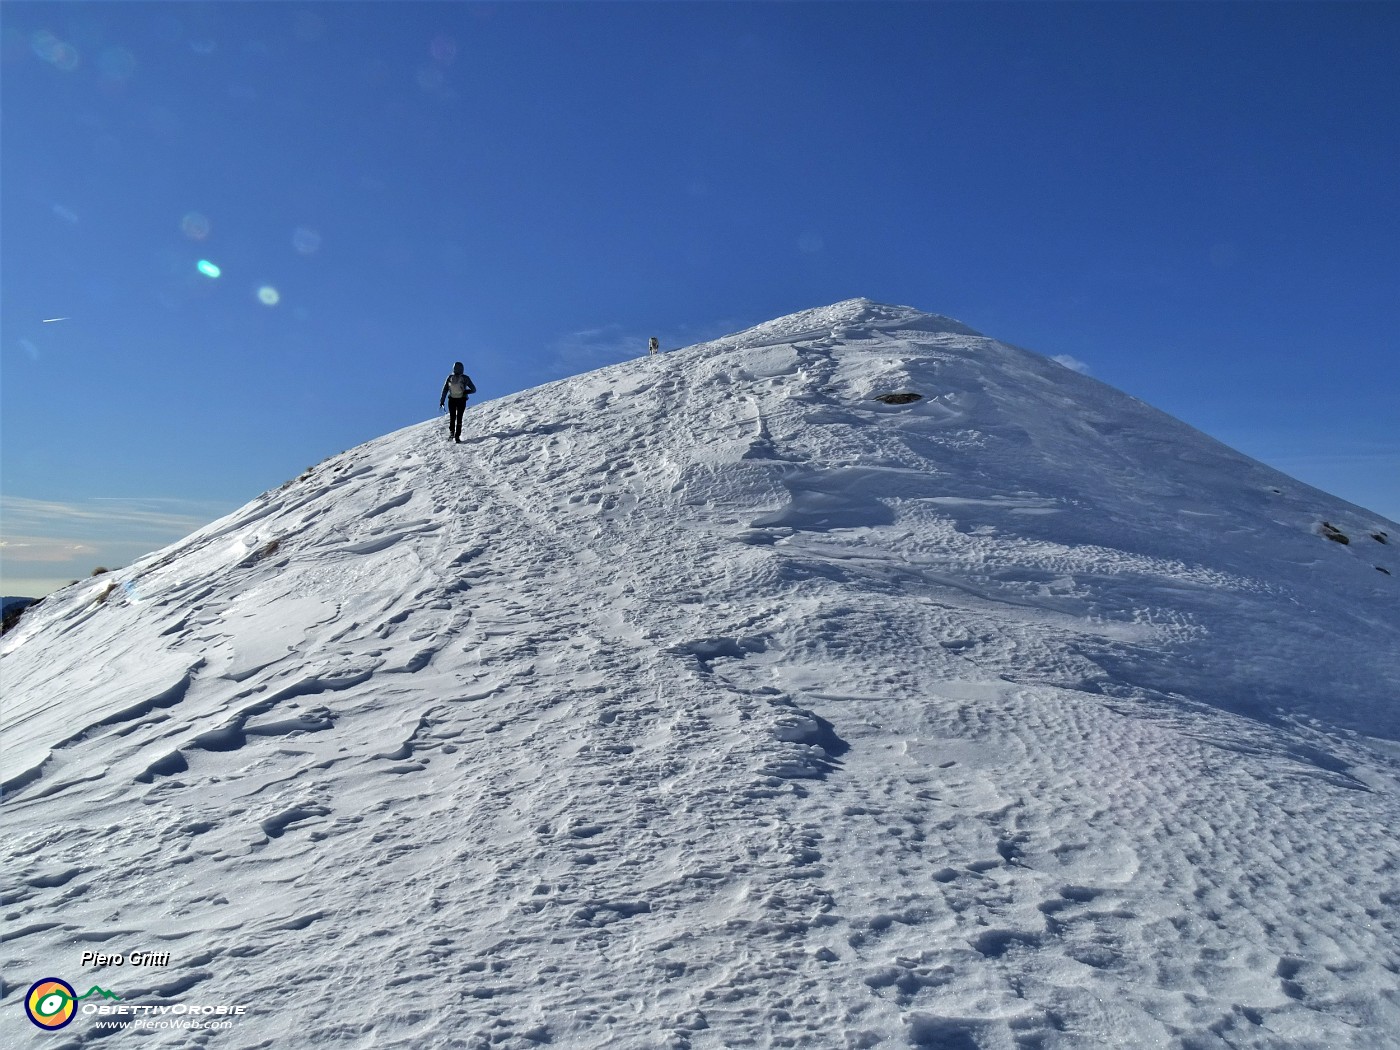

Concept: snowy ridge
[[2, 301, 1398, 1049], [686, 298, 985, 354]]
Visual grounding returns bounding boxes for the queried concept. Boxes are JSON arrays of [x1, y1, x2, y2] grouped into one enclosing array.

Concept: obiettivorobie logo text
[[22, 977, 250, 1032]]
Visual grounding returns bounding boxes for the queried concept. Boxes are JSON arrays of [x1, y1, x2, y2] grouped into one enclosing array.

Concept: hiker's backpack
[[447, 374, 470, 399]]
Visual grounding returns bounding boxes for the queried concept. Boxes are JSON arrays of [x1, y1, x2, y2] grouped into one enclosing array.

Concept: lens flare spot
[[196, 260, 221, 278], [257, 286, 280, 306], [31, 31, 80, 71], [30, 30, 58, 58], [182, 212, 211, 240], [292, 227, 321, 254]]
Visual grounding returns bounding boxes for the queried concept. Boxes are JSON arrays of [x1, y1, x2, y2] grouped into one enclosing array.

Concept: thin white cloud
[[1052, 354, 1091, 374], [0, 496, 235, 593], [1, 495, 229, 536], [0, 537, 99, 562]]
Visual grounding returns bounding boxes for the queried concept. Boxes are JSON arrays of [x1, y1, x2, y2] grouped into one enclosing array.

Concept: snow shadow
[[752, 467, 911, 532]]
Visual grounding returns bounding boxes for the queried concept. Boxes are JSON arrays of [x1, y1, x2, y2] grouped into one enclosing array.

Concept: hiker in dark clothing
[[439, 362, 477, 443]]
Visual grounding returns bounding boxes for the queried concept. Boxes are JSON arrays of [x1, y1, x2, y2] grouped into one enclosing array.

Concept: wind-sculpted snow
[[2, 299, 1398, 1048]]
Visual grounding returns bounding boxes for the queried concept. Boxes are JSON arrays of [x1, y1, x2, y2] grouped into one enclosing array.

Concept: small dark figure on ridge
[[440, 362, 477, 443]]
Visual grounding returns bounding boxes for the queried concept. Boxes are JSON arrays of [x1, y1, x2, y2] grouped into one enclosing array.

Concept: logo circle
[[26, 978, 77, 1029]]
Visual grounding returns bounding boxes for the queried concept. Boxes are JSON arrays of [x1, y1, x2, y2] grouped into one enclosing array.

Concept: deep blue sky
[[3, 2, 1397, 595]]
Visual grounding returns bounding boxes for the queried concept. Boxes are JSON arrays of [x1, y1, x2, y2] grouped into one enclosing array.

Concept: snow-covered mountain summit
[[3, 301, 1398, 1048], [702, 297, 986, 347]]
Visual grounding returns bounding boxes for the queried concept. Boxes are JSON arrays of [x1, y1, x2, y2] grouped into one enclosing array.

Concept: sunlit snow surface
[[4, 300, 1398, 1048]]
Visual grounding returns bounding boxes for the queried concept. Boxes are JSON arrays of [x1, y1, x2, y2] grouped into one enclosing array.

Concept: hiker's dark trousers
[[446, 397, 467, 440]]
